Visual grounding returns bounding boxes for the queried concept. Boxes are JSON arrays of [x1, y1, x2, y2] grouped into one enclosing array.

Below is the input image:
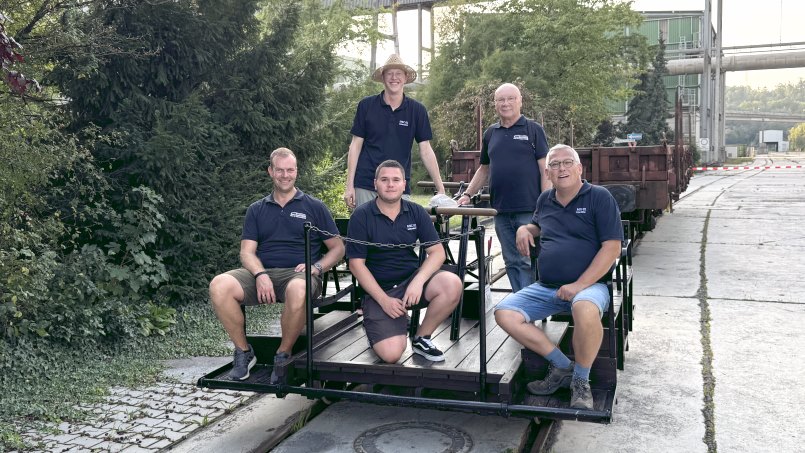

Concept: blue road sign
[[627, 133, 642, 141]]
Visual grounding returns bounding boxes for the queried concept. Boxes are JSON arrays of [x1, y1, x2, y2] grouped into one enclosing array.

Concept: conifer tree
[[626, 36, 672, 144]]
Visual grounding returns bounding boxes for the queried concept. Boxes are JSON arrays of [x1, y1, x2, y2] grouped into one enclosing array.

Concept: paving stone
[[116, 396, 145, 406], [161, 430, 188, 442], [129, 424, 165, 436], [213, 393, 245, 404], [89, 441, 129, 452], [149, 439, 171, 449], [139, 408, 166, 418], [164, 395, 194, 405], [42, 433, 80, 444], [133, 417, 167, 428], [119, 446, 157, 453], [139, 400, 169, 410], [180, 414, 206, 426], [76, 426, 110, 437], [65, 435, 104, 448], [137, 436, 163, 448], [155, 420, 187, 431], [163, 412, 190, 423], [179, 423, 200, 433]]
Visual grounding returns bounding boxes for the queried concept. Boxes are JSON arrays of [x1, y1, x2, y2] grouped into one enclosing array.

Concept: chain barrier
[[308, 224, 481, 249]]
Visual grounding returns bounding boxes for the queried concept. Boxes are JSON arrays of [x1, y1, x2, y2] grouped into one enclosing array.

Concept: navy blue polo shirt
[[532, 182, 623, 286], [241, 189, 339, 269], [350, 91, 433, 194], [346, 199, 439, 289], [481, 115, 549, 213]]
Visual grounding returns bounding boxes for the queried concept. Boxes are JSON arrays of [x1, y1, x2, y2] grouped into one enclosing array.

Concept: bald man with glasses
[[458, 83, 551, 293]]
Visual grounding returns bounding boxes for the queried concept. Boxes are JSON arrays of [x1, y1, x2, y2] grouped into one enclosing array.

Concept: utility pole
[[701, 0, 712, 162], [714, 0, 725, 163]]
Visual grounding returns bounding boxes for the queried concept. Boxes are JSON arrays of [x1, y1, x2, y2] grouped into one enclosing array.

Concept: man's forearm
[[574, 241, 621, 287], [419, 143, 445, 193], [240, 252, 265, 275]]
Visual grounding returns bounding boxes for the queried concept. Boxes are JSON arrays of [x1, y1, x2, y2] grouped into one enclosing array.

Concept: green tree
[[790, 123, 805, 151], [625, 37, 671, 144], [424, 0, 647, 154]]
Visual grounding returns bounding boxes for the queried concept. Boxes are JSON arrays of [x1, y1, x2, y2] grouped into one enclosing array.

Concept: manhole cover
[[354, 421, 473, 453]]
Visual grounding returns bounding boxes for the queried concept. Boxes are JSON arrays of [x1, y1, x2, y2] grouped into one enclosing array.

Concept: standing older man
[[494, 144, 623, 410], [209, 148, 344, 382], [457, 83, 551, 293], [344, 54, 446, 210]]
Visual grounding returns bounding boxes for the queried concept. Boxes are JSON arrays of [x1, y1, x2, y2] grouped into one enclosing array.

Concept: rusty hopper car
[[575, 142, 692, 233]]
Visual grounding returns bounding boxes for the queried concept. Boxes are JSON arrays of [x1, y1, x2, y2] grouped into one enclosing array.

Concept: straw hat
[[371, 54, 417, 84]]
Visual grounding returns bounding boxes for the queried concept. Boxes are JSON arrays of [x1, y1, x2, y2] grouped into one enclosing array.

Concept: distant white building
[[758, 130, 789, 152]]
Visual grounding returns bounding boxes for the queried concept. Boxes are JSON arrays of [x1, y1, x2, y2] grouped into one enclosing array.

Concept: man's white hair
[[547, 144, 580, 163]]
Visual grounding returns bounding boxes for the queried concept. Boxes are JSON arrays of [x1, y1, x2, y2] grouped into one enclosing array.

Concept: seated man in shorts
[[494, 144, 623, 410], [209, 147, 344, 381], [347, 160, 462, 363]]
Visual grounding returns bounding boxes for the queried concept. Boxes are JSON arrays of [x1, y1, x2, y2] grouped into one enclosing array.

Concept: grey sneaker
[[269, 351, 291, 384], [570, 377, 594, 410], [229, 345, 256, 381], [526, 362, 574, 395]]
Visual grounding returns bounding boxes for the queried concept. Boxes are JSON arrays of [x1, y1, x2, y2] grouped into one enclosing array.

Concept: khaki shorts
[[225, 268, 322, 306], [354, 188, 411, 209], [362, 265, 454, 346]]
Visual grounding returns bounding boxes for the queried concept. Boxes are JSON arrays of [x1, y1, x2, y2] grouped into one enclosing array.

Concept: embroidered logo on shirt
[[576, 207, 587, 214], [399, 120, 409, 127], [513, 134, 529, 140], [406, 223, 417, 231], [290, 212, 307, 219]]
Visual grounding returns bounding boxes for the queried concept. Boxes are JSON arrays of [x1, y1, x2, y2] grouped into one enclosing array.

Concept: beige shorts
[[225, 267, 322, 305]]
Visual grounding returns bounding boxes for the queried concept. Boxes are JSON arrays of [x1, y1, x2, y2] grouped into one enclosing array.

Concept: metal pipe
[[304, 222, 314, 388], [244, 385, 612, 423], [476, 226, 488, 401]]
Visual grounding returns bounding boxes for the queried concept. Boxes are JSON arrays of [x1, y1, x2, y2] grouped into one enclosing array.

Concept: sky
[[341, 0, 805, 90]]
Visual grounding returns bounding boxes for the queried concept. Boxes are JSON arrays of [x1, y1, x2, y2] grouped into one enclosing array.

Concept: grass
[[0, 301, 282, 451]]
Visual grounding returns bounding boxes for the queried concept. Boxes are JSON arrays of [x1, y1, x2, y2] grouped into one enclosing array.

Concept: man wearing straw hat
[[344, 54, 447, 210]]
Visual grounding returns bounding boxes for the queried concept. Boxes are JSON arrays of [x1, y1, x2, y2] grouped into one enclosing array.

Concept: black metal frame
[[198, 208, 625, 424]]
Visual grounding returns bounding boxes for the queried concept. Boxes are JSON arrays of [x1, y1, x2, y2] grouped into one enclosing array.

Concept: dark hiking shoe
[[269, 351, 292, 384], [570, 377, 594, 410], [526, 362, 574, 395], [229, 345, 256, 381], [412, 336, 445, 362]]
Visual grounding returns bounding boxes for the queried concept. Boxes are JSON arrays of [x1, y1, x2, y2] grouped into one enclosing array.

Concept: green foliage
[[424, 0, 648, 152], [625, 37, 672, 145], [789, 123, 805, 151], [593, 118, 624, 146]]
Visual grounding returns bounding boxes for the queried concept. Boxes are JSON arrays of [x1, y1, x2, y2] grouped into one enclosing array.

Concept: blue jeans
[[494, 282, 610, 322], [494, 212, 535, 293]]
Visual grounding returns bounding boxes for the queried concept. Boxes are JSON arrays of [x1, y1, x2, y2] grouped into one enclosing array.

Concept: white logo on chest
[[513, 134, 529, 140], [290, 212, 307, 219], [576, 207, 587, 214], [406, 223, 417, 231], [399, 120, 409, 127]]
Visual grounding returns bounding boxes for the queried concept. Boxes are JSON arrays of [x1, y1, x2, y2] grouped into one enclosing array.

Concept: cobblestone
[[21, 381, 254, 452]]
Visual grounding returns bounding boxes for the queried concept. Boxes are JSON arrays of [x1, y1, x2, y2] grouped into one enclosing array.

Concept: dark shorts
[[362, 265, 453, 346], [225, 267, 322, 306]]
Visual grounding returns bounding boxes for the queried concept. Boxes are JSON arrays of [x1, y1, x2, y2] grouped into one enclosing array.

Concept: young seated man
[[347, 160, 462, 363], [208, 147, 344, 381], [494, 144, 623, 410]]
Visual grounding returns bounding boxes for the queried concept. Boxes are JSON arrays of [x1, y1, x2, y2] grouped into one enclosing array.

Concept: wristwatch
[[254, 270, 270, 279], [313, 262, 323, 275]]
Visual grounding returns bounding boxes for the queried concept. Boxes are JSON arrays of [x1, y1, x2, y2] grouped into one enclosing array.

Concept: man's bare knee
[[209, 274, 239, 306], [495, 309, 525, 328]]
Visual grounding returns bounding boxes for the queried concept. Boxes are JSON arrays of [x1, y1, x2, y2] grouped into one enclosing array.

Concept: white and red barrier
[[692, 165, 804, 171]]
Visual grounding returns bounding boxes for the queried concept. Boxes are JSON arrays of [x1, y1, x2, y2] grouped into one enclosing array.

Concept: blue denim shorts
[[494, 282, 610, 323]]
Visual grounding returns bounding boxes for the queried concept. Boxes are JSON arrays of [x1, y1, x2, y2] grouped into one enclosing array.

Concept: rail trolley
[[198, 203, 634, 428]]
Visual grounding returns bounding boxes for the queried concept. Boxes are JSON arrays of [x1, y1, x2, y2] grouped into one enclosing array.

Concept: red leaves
[[1, 13, 40, 95]]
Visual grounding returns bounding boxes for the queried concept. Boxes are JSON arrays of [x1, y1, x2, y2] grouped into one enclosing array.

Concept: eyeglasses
[[494, 96, 518, 104], [547, 159, 578, 170]]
